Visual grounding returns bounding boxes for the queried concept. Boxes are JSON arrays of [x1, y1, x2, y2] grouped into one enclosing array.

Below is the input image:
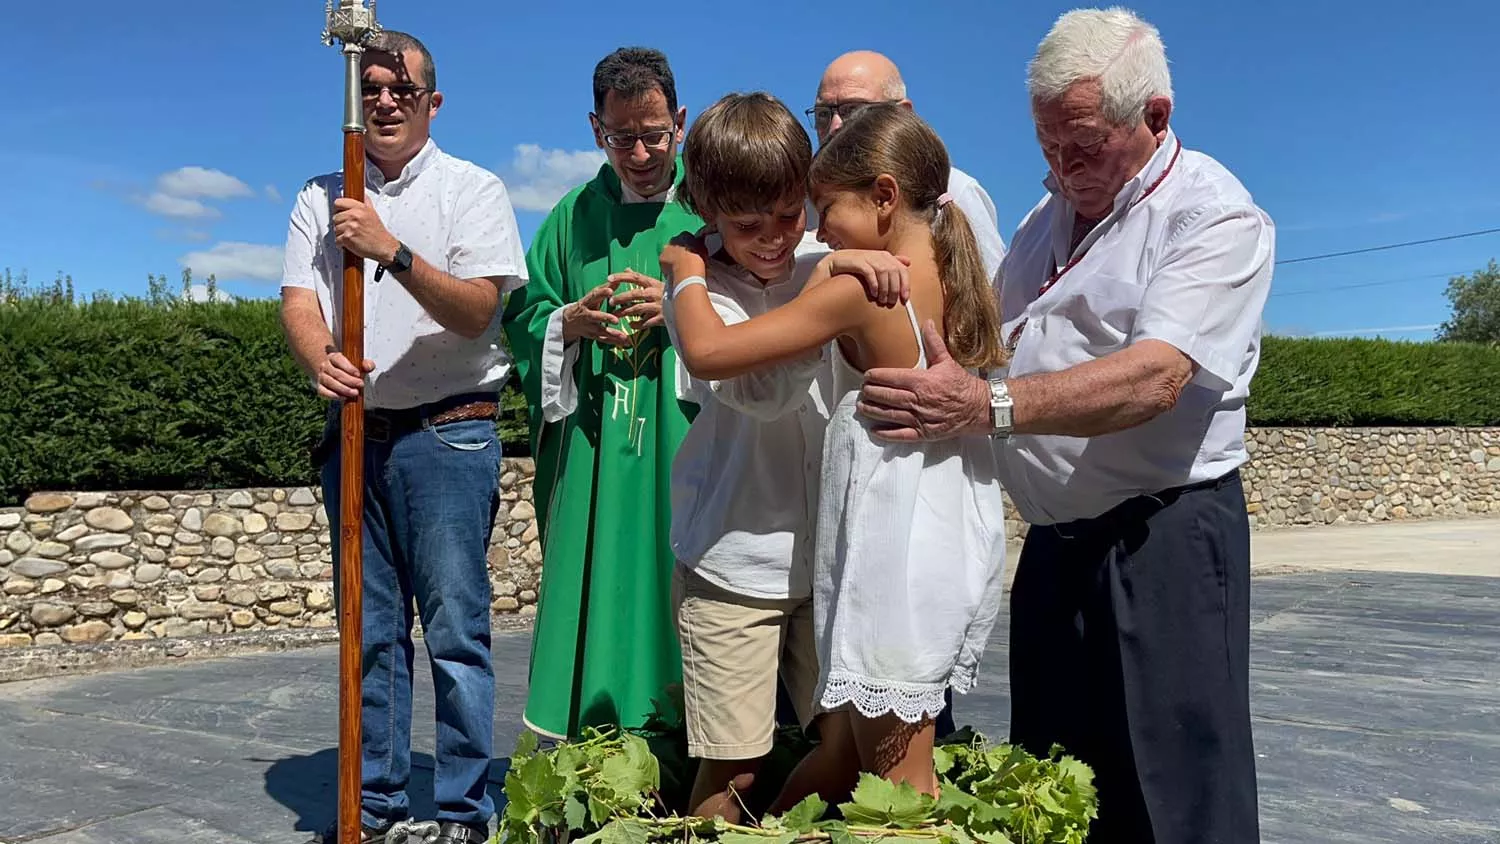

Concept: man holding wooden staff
[[279, 29, 528, 844]]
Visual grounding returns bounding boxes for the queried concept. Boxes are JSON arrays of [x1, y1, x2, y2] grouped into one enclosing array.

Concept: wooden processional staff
[[321, 2, 379, 842]]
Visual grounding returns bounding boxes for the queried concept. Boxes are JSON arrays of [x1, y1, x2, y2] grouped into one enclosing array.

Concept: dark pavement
[[1, 571, 1496, 843]]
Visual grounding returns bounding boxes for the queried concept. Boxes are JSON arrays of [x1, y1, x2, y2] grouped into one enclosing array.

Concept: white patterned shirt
[[280, 139, 528, 410]]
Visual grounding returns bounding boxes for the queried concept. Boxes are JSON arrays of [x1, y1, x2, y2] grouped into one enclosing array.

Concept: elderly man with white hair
[[855, 8, 1271, 842]]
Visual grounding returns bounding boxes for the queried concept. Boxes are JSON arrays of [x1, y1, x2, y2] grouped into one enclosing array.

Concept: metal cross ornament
[[323, 1, 383, 131], [322, 0, 381, 48]]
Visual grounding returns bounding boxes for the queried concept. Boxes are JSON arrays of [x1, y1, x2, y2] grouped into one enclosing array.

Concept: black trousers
[[1008, 470, 1259, 843]]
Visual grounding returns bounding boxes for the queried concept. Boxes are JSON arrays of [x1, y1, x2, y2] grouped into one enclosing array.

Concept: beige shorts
[[672, 564, 820, 760]]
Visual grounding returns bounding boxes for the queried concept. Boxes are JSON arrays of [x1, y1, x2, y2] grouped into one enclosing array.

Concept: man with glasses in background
[[503, 47, 705, 743], [800, 50, 1008, 284], [280, 29, 527, 844]]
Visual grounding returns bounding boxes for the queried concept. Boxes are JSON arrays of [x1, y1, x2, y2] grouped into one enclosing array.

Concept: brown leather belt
[[364, 397, 499, 442]]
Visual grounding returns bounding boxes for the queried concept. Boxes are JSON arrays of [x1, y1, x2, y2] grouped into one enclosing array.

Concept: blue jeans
[[320, 407, 501, 830]]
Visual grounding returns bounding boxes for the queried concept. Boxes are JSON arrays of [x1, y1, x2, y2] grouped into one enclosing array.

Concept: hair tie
[[937, 192, 954, 209]]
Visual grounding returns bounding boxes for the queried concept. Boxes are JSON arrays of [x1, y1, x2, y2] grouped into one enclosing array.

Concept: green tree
[[1438, 260, 1500, 344]]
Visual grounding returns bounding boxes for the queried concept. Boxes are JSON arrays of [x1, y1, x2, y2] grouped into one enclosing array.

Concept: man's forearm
[[281, 299, 336, 379], [391, 252, 501, 339], [1006, 340, 1193, 438]]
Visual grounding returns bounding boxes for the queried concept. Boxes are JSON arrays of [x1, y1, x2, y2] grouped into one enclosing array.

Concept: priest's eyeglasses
[[601, 130, 674, 150], [592, 118, 676, 150]]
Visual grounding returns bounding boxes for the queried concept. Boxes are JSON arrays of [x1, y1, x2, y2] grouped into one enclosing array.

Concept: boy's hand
[[824, 250, 912, 308], [608, 270, 667, 330]]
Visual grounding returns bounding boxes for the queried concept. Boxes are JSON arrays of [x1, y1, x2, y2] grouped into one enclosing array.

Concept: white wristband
[[671, 275, 708, 298]]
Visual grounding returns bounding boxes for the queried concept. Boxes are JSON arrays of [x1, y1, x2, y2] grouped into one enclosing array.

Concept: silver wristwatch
[[987, 377, 1014, 439]]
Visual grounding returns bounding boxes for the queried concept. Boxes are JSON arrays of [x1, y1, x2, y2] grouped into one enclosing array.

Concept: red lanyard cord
[[1005, 139, 1182, 351]]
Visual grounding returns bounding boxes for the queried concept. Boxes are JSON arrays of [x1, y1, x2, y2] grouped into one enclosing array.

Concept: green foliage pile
[[500, 722, 1098, 844], [1252, 335, 1500, 427], [0, 271, 530, 506]]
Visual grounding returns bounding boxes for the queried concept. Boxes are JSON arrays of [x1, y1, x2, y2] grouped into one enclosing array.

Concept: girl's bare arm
[[661, 242, 869, 381]]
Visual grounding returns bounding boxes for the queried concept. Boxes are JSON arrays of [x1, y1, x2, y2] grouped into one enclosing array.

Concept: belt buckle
[[365, 413, 392, 443]]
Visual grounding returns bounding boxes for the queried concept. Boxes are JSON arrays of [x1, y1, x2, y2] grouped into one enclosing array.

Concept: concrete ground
[[0, 519, 1495, 843]]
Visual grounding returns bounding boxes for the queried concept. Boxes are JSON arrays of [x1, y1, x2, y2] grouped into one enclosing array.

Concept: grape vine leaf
[[588, 794, 613, 825], [506, 751, 566, 825], [514, 730, 540, 760], [821, 821, 858, 844], [778, 795, 830, 833], [564, 795, 588, 831], [578, 819, 651, 844], [838, 774, 936, 828]]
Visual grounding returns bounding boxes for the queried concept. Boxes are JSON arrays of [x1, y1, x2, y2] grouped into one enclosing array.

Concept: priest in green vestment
[[503, 47, 705, 741]]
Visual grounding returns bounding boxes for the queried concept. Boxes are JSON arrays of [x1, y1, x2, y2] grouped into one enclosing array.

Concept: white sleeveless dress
[[812, 302, 1008, 723]]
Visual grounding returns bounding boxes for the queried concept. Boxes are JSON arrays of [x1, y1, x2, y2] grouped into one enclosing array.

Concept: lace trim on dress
[[821, 667, 981, 725]]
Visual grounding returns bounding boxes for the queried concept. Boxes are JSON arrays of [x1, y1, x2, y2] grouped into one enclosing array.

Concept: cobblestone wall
[[2, 427, 1498, 649], [1241, 427, 1500, 527], [0, 468, 540, 649]]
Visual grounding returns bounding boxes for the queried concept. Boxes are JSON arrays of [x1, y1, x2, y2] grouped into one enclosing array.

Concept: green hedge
[[0, 296, 529, 506], [1251, 335, 1500, 427], [2, 298, 1498, 505]]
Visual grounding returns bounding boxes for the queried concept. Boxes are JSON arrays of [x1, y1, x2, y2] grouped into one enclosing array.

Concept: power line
[[1276, 226, 1500, 266], [1269, 270, 1463, 298]]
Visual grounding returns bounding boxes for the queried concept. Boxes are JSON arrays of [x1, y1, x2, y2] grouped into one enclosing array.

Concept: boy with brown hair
[[661, 91, 906, 820]]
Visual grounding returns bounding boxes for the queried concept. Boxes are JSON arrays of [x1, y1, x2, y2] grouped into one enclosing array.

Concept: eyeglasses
[[362, 83, 430, 103], [805, 99, 900, 129], [591, 114, 676, 150]]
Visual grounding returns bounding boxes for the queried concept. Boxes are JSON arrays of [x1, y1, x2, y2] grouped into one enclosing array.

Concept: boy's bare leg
[[768, 712, 861, 814], [689, 760, 760, 822], [851, 713, 939, 796]]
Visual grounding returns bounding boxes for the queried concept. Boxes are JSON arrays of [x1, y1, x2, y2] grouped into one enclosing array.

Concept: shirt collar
[[620, 179, 677, 205], [366, 138, 438, 192], [1043, 129, 1180, 263]]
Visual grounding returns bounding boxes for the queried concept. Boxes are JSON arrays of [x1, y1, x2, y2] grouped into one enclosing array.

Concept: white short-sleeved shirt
[[997, 130, 1275, 525], [280, 139, 528, 410], [663, 241, 833, 601]]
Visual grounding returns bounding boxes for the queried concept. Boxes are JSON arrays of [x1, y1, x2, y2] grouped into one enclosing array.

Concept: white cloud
[[264, 184, 283, 203], [504, 144, 606, 212], [157, 166, 254, 200], [179, 242, 284, 282], [144, 192, 220, 220], [136, 166, 255, 221]]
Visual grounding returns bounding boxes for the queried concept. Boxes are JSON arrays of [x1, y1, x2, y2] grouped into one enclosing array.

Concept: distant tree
[[1438, 260, 1500, 345]]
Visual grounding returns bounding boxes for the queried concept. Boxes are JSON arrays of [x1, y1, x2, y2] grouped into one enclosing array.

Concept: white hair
[[1027, 7, 1173, 126]]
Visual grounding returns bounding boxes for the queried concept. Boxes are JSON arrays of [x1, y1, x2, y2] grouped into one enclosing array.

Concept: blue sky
[[3, 0, 1497, 340]]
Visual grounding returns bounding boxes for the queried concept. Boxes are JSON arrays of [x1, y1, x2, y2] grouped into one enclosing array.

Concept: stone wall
[[1241, 427, 1500, 527], [2, 427, 1498, 651], [0, 466, 540, 650]]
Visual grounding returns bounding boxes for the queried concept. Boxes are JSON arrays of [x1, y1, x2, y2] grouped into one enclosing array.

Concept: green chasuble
[[503, 160, 704, 740]]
